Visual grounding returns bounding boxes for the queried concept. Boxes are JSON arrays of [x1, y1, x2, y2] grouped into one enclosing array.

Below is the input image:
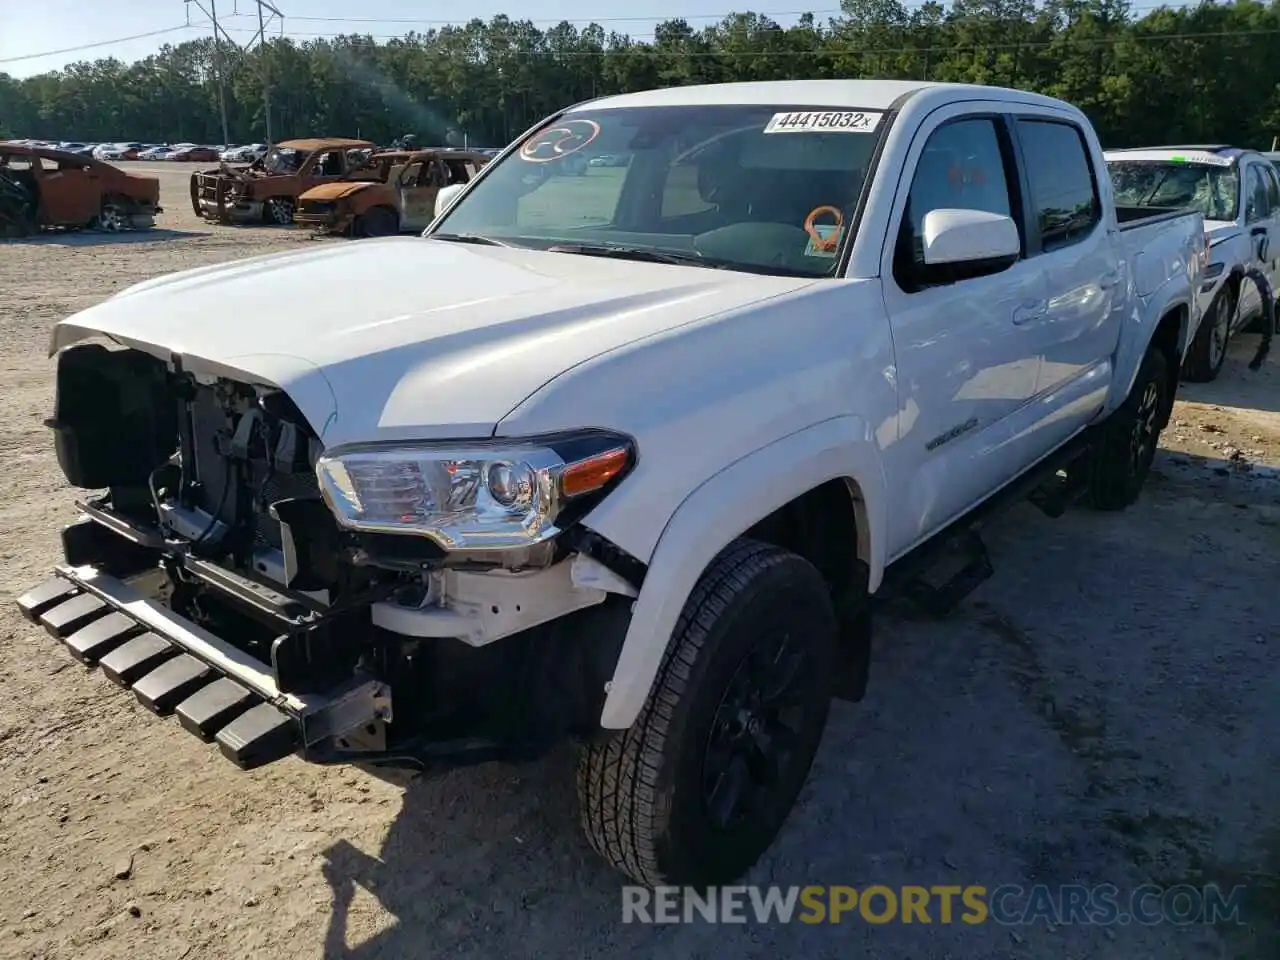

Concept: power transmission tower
[[184, 0, 284, 145], [252, 0, 283, 143]]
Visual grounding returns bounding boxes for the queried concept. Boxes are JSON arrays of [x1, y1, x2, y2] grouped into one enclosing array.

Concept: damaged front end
[[19, 343, 644, 773], [293, 198, 347, 236], [189, 166, 262, 223]]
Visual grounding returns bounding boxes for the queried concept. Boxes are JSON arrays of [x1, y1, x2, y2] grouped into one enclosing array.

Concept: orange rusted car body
[[189, 137, 378, 226], [295, 149, 491, 238], [0, 142, 162, 234]]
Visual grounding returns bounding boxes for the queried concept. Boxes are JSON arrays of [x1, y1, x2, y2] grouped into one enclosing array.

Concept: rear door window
[[398, 161, 426, 187], [1015, 119, 1101, 253], [312, 151, 345, 177], [1263, 162, 1280, 212], [1245, 163, 1270, 223]]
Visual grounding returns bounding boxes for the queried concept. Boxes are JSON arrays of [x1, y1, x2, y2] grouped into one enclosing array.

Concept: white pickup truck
[[19, 80, 1205, 889], [1107, 144, 1279, 380]]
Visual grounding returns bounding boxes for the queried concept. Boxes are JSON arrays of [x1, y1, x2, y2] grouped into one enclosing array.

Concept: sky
[[0, 0, 832, 78]]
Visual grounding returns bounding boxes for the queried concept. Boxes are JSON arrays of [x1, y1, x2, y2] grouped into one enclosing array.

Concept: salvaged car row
[[0, 138, 491, 239], [188, 137, 492, 236]]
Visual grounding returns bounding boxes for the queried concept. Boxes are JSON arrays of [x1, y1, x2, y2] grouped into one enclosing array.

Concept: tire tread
[[576, 539, 808, 886], [1182, 287, 1233, 383], [1089, 345, 1168, 511]]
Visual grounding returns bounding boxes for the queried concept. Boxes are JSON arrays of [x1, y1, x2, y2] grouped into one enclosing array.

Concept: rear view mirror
[[921, 208, 1020, 267], [434, 183, 466, 218]]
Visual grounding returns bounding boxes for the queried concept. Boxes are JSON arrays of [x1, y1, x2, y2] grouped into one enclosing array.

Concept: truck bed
[[1110, 202, 1206, 363], [1115, 204, 1196, 230]]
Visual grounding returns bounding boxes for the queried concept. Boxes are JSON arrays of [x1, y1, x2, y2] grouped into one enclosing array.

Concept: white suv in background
[[1107, 144, 1279, 381], [220, 143, 269, 163]]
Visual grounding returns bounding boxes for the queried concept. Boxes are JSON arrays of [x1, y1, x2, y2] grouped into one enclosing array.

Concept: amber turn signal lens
[[561, 447, 630, 497]]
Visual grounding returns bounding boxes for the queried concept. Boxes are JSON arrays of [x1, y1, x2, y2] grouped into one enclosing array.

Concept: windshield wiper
[[429, 232, 516, 247], [545, 243, 723, 269], [1140, 169, 1172, 207]]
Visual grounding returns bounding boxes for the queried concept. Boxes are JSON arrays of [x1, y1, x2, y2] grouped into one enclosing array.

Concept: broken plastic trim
[[45, 564, 389, 749]]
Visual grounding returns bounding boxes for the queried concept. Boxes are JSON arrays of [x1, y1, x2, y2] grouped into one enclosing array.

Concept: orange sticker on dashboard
[[520, 119, 601, 163], [804, 205, 845, 253]]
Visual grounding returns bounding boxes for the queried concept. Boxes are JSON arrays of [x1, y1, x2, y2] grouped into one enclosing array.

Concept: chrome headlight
[[315, 432, 635, 551]]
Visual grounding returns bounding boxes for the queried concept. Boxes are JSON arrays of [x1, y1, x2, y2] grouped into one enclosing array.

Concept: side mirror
[[434, 182, 466, 218], [921, 208, 1021, 267]]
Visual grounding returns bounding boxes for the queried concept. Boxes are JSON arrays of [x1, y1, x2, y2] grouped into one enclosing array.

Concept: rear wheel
[[263, 196, 295, 225], [576, 538, 837, 887], [1088, 344, 1169, 511], [355, 206, 398, 238], [1182, 286, 1234, 382]]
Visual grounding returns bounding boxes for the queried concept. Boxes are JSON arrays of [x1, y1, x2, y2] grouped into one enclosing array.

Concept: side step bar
[[15, 566, 389, 770], [878, 432, 1094, 617]]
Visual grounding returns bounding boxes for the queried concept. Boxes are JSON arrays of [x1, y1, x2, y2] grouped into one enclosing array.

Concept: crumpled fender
[[597, 415, 887, 729], [1105, 236, 1198, 416]]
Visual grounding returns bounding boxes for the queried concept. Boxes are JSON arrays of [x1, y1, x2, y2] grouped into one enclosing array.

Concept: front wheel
[[93, 196, 130, 232], [1087, 344, 1170, 511], [263, 196, 295, 225], [1182, 286, 1234, 382], [354, 206, 398, 238], [576, 538, 837, 887]]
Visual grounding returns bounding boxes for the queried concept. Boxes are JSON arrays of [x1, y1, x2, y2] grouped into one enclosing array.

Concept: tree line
[[2, 0, 1279, 151]]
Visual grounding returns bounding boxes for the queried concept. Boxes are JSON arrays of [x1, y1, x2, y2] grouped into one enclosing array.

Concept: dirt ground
[[0, 163, 1276, 960]]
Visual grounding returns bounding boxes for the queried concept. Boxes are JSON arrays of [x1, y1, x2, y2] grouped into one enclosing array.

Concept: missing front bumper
[[15, 565, 391, 770]]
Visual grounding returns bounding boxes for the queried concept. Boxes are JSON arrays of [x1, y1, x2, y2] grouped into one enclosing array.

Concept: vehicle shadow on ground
[[1178, 331, 1278, 415], [4, 228, 197, 246], [207, 223, 339, 240], [316, 749, 633, 959], [1151, 445, 1280, 501], [214, 223, 303, 230]]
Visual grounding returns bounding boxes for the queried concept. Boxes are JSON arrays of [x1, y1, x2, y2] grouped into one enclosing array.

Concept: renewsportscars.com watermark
[[621, 884, 1249, 926]]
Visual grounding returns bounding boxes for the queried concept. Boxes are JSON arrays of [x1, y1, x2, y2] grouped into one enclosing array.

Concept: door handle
[[1012, 299, 1047, 325], [1098, 270, 1121, 290]]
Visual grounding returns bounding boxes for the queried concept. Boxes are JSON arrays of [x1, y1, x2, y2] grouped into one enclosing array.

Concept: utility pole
[[210, 0, 230, 145], [185, 0, 284, 144], [254, 0, 278, 143]]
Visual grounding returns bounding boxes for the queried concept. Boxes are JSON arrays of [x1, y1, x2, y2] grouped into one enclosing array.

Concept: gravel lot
[[0, 163, 1276, 960]]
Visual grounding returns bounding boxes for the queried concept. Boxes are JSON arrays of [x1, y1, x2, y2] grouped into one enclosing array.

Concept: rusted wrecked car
[[189, 137, 376, 225], [294, 149, 492, 237], [0, 143, 162, 237]]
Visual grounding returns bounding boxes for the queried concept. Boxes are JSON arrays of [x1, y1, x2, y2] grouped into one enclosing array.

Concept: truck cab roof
[[571, 79, 1079, 114]]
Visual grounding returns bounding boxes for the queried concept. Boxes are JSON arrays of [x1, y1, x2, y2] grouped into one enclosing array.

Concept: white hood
[[51, 237, 815, 448]]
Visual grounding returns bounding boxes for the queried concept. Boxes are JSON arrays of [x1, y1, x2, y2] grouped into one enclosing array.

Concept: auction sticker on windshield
[[763, 111, 883, 134], [520, 118, 601, 162]]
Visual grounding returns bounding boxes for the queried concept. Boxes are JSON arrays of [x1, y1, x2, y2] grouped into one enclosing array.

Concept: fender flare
[[597, 416, 888, 729], [1106, 289, 1192, 415]]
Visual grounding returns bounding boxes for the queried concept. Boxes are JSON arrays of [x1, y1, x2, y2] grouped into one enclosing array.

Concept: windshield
[[429, 103, 886, 277], [1108, 161, 1239, 222], [263, 147, 304, 174]]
